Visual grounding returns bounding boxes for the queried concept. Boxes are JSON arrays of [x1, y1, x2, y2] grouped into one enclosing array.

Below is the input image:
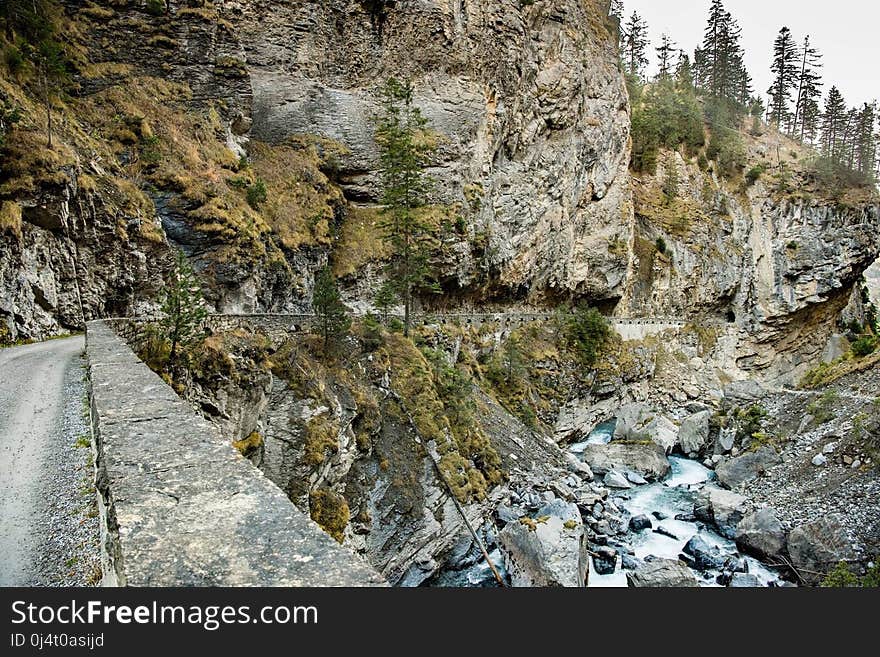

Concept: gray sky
[[619, 0, 878, 109]]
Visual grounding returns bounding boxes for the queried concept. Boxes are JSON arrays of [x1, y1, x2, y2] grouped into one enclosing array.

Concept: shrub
[[145, 0, 166, 16], [309, 489, 350, 544], [821, 561, 860, 587], [851, 335, 878, 357], [246, 179, 267, 210], [745, 163, 767, 186], [563, 306, 611, 367], [3, 46, 25, 75], [707, 129, 745, 178], [655, 236, 667, 254]]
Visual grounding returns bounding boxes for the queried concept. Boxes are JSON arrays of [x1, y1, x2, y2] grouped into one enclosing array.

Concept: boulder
[[629, 515, 653, 532], [581, 443, 671, 481], [717, 427, 736, 453], [591, 546, 618, 575], [694, 488, 747, 539], [678, 410, 712, 455], [604, 470, 633, 489], [499, 500, 588, 587], [787, 517, 855, 585], [729, 573, 762, 587], [735, 509, 787, 558], [681, 535, 725, 571], [626, 559, 698, 587], [613, 403, 680, 453], [715, 447, 781, 489], [626, 470, 648, 485], [621, 554, 644, 571], [722, 380, 768, 404]]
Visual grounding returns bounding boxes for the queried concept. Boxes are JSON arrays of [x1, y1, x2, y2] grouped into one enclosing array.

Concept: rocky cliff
[[618, 130, 880, 384]]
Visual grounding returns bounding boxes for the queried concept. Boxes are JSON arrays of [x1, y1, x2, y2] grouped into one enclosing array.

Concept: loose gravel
[[27, 349, 101, 586]]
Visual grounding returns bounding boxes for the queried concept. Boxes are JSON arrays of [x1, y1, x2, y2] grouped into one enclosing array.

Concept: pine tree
[[312, 266, 351, 351], [854, 103, 877, 178], [767, 27, 800, 129], [791, 35, 823, 140], [820, 86, 847, 160], [697, 1, 750, 107], [160, 250, 207, 365], [622, 11, 649, 80], [375, 77, 438, 337], [656, 34, 676, 80], [609, 0, 624, 23], [675, 50, 694, 89], [373, 280, 398, 324]]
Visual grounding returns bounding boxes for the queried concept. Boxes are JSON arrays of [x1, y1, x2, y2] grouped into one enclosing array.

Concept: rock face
[[694, 488, 748, 539], [499, 500, 588, 587], [581, 442, 671, 481], [787, 517, 855, 585], [735, 509, 787, 559], [626, 558, 698, 587], [619, 146, 880, 383], [715, 447, 781, 490], [230, 0, 633, 302]]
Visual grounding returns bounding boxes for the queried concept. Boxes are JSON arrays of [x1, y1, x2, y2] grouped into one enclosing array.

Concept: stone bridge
[[86, 320, 385, 586]]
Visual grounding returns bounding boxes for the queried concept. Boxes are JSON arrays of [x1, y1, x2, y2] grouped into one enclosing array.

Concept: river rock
[[811, 454, 827, 467], [499, 500, 588, 587], [626, 470, 648, 485], [735, 509, 787, 558], [787, 517, 855, 585], [715, 447, 781, 489], [613, 403, 679, 453], [582, 443, 671, 481], [729, 573, 762, 587], [678, 410, 712, 455], [682, 535, 724, 571], [592, 546, 618, 575], [626, 559, 698, 587], [604, 470, 633, 489], [694, 488, 747, 539], [621, 554, 644, 571], [629, 515, 653, 532]]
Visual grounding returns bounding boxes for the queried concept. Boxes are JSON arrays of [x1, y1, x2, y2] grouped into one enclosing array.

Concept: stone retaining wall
[[86, 320, 385, 586]]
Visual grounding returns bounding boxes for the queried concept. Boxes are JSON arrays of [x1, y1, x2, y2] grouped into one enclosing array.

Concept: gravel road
[[0, 336, 100, 586]]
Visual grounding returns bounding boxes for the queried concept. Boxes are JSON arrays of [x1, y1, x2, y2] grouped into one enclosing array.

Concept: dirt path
[[0, 336, 96, 585]]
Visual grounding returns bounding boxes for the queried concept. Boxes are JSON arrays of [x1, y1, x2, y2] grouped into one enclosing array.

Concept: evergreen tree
[[374, 77, 438, 337], [1, 0, 68, 148], [854, 102, 877, 179], [695, 1, 751, 109], [373, 280, 398, 324], [675, 50, 694, 89], [609, 0, 624, 23], [160, 251, 207, 365], [622, 11, 649, 80], [820, 86, 847, 159], [791, 35, 823, 140], [767, 27, 800, 129], [312, 266, 351, 351], [656, 34, 677, 80]]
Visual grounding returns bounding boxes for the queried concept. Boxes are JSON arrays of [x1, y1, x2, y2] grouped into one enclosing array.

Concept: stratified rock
[[678, 410, 712, 455], [715, 447, 781, 489], [626, 559, 698, 587], [735, 509, 787, 559], [694, 488, 747, 539], [500, 500, 588, 587], [582, 443, 671, 481], [787, 517, 855, 585]]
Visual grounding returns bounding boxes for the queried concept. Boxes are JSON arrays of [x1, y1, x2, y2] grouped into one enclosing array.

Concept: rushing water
[[588, 456, 781, 587], [432, 419, 783, 587]]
